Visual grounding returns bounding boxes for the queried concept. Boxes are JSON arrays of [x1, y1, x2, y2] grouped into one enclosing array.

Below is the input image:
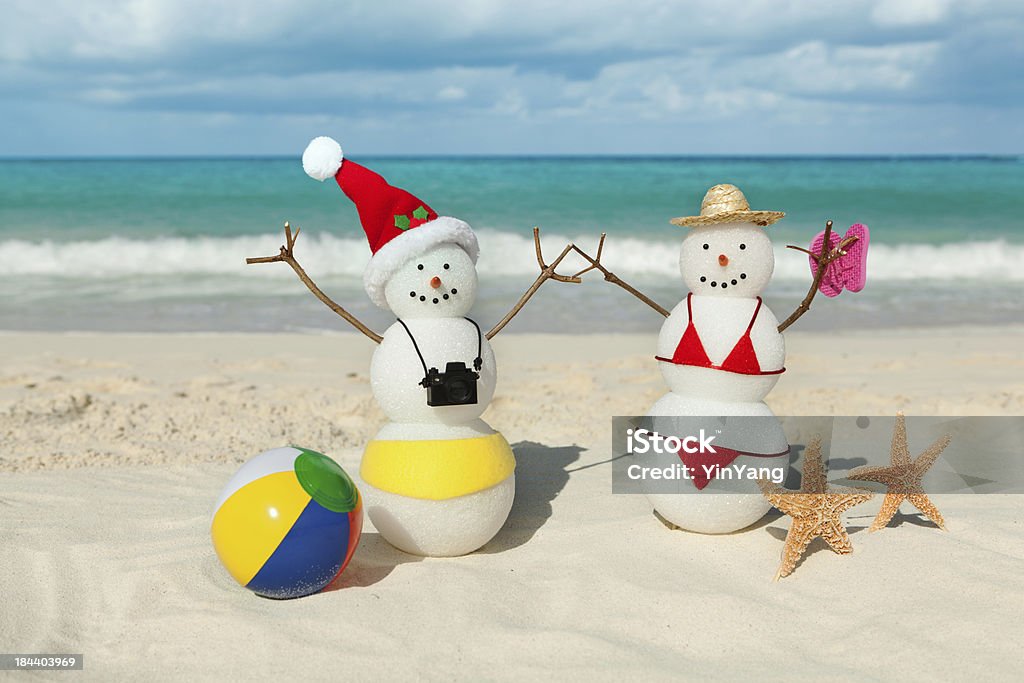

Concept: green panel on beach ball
[[293, 448, 358, 513]]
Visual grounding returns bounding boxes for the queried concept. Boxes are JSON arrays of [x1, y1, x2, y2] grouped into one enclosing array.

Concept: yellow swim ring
[[360, 432, 515, 500]]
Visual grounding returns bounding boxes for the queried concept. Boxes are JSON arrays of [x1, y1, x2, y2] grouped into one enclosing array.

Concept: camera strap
[[395, 317, 484, 382]]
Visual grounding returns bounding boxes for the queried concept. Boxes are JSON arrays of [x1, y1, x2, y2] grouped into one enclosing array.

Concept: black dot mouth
[[412, 286, 460, 304], [703, 272, 753, 289], [409, 287, 457, 304]]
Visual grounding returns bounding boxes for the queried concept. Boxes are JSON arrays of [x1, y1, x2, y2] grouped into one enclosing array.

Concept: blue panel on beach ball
[[245, 499, 353, 599]]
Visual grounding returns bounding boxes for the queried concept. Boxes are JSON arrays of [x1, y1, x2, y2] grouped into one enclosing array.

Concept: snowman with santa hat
[[248, 136, 578, 557], [574, 183, 867, 533]]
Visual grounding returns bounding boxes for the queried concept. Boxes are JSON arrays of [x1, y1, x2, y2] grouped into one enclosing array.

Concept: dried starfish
[[758, 437, 873, 580], [848, 413, 952, 532]]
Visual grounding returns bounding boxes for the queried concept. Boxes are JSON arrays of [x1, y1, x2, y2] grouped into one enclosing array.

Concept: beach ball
[[211, 446, 362, 599]]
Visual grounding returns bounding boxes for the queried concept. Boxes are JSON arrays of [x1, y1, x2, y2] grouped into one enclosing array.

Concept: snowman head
[[679, 223, 774, 297], [384, 243, 478, 318]]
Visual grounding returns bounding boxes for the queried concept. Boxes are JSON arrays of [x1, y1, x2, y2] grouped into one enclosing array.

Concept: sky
[[1, 0, 1022, 156]]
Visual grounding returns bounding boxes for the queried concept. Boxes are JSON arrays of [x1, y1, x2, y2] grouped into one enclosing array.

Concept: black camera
[[420, 362, 480, 407], [397, 317, 484, 408]]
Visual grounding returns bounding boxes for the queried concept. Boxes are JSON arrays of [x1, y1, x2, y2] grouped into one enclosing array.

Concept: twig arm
[[485, 228, 580, 339], [776, 220, 859, 333], [246, 222, 383, 344], [571, 235, 670, 318]]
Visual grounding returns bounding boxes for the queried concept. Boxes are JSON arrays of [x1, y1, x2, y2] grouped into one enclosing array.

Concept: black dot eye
[[700, 276, 706, 282], [731, 279, 737, 285], [443, 263, 450, 270], [711, 281, 717, 287], [443, 294, 449, 300], [409, 291, 416, 297], [740, 273, 746, 279], [417, 264, 424, 270], [432, 298, 439, 304], [739, 244, 746, 250], [419, 296, 426, 301], [703, 244, 709, 250], [451, 288, 458, 294]]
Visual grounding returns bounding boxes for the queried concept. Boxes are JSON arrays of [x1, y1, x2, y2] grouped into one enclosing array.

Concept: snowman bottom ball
[[640, 450, 790, 534], [646, 493, 772, 535], [360, 432, 516, 556], [211, 446, 363, 598], [639, 407, 790, 534]]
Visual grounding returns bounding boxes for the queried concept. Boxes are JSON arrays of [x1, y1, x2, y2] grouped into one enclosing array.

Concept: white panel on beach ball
[[213, 446, 299, 512]]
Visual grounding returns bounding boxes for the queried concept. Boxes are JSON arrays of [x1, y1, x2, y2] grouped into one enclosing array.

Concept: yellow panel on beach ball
[[211, 471, 311, 585]]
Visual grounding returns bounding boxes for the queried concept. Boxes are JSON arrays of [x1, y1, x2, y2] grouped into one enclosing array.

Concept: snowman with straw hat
[[573, 183, 865, 533]]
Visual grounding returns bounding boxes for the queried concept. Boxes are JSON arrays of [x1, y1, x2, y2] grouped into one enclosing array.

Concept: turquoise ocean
[[1, 157, 1022, 333]]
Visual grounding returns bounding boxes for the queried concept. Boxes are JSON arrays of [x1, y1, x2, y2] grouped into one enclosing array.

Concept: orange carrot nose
[[430, 276, 442, 289], [718, 254, 729, 266]]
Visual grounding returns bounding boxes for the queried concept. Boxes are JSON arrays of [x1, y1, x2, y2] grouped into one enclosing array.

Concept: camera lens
[[448, 380, 471, 403]]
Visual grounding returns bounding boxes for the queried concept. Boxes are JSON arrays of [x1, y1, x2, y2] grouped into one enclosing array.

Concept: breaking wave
[[1, 230, 1022, 283]]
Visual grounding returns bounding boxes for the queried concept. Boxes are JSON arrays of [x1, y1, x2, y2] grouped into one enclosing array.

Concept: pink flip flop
[[808, 223, 869, 297]]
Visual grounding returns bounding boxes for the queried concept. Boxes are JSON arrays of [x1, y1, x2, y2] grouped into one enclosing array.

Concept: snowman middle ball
[[656, 223, 786, 404]]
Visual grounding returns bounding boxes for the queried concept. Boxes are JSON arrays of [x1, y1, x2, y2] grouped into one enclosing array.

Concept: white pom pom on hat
[[302, 136, 345, 181]]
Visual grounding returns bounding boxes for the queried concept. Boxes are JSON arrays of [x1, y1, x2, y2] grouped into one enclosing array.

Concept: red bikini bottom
[[672, 445, 791, 490]]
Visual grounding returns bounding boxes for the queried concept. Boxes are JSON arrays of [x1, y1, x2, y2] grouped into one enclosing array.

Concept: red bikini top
[[655, 293, 785, 376]]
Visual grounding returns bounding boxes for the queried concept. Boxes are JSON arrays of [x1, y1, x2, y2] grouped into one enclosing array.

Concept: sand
[[1, 328, 1023, 680]]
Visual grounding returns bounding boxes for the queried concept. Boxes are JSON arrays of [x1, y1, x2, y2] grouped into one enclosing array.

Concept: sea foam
[[1, 231, 1023, 283]]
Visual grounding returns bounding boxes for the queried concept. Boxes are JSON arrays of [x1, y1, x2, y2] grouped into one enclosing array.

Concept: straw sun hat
[[670, 184, 785, 227]]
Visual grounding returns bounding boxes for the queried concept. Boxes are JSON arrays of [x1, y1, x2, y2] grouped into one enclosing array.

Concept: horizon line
[[0, 153, 1021, 163]]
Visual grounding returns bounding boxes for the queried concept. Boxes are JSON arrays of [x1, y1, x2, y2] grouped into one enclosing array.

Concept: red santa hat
[[302, 136, 479, 309]]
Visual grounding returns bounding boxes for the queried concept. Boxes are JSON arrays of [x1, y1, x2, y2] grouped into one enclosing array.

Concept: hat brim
[[670, 210, 785, 228], [363, 216, 479, 310]]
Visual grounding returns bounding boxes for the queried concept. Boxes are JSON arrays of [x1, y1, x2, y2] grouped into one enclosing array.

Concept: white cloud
[[491, 90, 529, 118], [79, 87, 134, 105], [871, 0, 952, 27], [437, 85, 467, 101], [747, 40, 942, 96], [0, 0, 1022, 155]]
